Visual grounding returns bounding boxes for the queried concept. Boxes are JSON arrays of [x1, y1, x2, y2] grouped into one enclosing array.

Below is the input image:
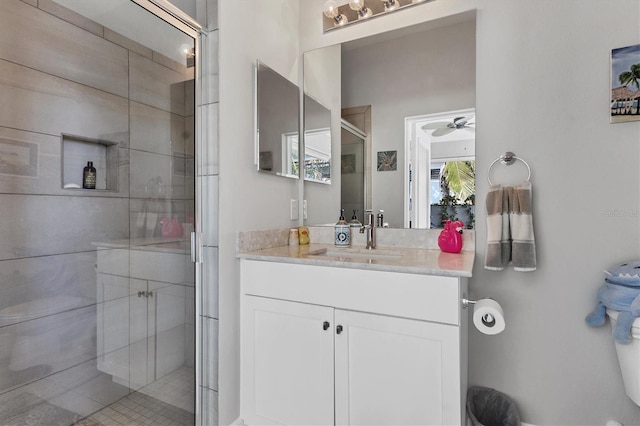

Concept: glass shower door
[[341, 121, 367, 224], [0, 0, 200, 424], [81, 0, 200, 419]]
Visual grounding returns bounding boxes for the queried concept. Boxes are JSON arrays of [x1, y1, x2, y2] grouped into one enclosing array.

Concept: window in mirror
[[303, 94, 331, 183], [430, 162, 445, 204], [255, 61, 299, 179]]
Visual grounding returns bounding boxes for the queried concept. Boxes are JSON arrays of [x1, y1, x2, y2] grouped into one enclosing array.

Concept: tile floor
[[76, 391, 193, 426], [0, 362, 194, 426]]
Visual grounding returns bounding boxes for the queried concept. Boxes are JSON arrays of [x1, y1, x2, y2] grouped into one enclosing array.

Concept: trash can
[[466, 386, 521, 426]]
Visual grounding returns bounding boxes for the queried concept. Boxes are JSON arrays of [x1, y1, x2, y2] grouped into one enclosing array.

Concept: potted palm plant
[[435, 161, 475, 229]]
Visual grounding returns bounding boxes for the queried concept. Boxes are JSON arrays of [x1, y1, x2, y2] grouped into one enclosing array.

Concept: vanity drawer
[[241, 260, 462, 325]]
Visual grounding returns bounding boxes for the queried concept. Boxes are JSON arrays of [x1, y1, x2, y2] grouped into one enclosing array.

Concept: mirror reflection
[[341, 119, 368, 222], [302, 12, 476, 228], [255, 61, 299, 178], [407, 109, 475, 229], [341, 106, 372, 225], [303, 94, 331, 183]]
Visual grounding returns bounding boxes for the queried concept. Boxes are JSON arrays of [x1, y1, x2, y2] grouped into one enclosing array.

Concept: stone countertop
[[237, 243, 474, 278], [92, 237, 189, 254]]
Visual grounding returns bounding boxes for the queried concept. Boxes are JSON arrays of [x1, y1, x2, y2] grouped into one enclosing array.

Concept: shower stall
[[0, 0, 209, 424]]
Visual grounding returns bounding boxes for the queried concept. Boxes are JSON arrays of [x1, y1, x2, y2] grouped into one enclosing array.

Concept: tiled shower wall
[[199, 2, 220, 422], [0, 0, 195, 407]]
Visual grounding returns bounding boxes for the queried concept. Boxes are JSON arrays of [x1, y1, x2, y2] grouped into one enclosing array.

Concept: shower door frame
[[129, 0, 206, 423]]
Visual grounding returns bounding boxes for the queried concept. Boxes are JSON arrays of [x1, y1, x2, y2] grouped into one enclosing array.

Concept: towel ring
[[487, 151, 531, 185]]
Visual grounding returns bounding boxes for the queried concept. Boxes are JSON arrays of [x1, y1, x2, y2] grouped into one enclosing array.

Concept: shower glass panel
[[341, 124, 366, 224], [0, 1, 198, 424]]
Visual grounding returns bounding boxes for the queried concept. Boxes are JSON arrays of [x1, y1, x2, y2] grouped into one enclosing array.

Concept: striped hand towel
[[484, 181, 536, 271]]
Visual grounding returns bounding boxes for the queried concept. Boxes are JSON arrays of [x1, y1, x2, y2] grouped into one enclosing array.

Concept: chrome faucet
[[360, 210, 376, 249]]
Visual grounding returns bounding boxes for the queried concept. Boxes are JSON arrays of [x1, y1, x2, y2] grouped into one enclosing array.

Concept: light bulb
[[322, 1, 339, 18], [179, 44, 194, 58], [412, 0, 427, 3], [323, 0, 349, 26], [348, 0, 372, 19], [348, 0, 364, 10], [382, 0, 399, 11]]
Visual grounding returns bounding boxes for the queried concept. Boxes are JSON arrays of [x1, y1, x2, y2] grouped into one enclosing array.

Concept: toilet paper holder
[[461, 296, 481, 308], [462, 297, 496, 327]]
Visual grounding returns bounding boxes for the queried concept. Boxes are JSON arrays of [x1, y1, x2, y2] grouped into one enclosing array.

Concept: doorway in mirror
[[404, 108, 475, 229]]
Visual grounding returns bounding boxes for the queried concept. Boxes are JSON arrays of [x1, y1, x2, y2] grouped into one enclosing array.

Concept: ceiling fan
[[421, 115, 475, 137]]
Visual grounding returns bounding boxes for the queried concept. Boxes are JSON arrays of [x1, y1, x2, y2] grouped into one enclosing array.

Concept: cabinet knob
[[336, 325, 343, 334], [323, 321, 330, 331]]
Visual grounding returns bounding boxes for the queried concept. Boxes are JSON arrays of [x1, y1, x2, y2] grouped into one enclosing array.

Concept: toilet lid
[[606, 309, 640, 331]]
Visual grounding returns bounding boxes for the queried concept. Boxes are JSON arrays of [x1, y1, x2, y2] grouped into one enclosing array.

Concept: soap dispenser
[[335, 209, 351, 247], [349, 210, 361, 228]]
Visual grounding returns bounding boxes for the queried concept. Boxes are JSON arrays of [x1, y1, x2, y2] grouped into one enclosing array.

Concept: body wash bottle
[[335, 209, 350, 247], [83, 161, 96, 189]]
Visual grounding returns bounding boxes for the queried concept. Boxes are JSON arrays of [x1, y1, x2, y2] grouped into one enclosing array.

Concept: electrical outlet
[[290, 199, 299, 220]]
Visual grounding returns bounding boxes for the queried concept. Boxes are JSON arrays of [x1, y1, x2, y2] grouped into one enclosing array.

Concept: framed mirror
[[303, 94, 331, 183], [302, 12, 476, 228], [254, 61, 299, 179]]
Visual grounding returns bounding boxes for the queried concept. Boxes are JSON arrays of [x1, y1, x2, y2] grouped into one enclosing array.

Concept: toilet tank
[[607, 309, 640, 405]]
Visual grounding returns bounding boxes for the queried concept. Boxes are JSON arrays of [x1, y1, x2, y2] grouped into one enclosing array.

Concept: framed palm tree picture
[[611, 43, 640, 123]]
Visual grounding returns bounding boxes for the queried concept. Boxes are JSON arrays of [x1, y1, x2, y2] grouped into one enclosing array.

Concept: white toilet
[[0, 296, 84, 327], [607, 309, 640, 405], [0, 296, 86, 371]]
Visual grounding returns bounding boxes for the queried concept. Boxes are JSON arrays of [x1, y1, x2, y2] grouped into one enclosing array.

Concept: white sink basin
[[308, 247, 403, 261]]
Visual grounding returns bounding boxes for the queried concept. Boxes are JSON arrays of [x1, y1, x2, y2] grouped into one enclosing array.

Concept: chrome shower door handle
[[191, 231, 203, 264]]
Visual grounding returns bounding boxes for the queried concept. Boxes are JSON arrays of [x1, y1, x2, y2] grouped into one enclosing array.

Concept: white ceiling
[[53, 0, 193, 64]]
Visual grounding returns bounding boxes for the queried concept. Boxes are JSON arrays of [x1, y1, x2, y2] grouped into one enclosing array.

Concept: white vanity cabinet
[[243, 296, 335, 425], [95, 243, 193, 389], [240, 259, 469, 426]]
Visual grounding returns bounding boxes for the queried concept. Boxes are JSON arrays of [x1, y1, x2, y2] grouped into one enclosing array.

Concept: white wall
[[303, 45, 342, 225], [218, 0, 300, 424], [300, 0, 640, 424], [472, 1, 640, 424], [341, 21, 476, 228]]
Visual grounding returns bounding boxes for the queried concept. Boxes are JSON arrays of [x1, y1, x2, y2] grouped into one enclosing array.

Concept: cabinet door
[[334, 310, 461, 426], [129, 278, 153, 389], [242, 296, 335, 425]]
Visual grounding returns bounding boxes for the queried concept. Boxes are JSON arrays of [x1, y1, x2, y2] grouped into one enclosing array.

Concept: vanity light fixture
[[322, 0, 349, 26], [322, 0, 434, 32], [349, 0, 372, 19], [178, 43, 195, 67]]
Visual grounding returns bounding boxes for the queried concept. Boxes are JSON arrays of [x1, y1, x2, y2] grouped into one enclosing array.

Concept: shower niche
[[62, 134, 119, 191]]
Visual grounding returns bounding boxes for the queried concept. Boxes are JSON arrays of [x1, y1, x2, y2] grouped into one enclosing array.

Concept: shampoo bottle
[[83, 161, 96, 189], [335, 209, 350, 247]]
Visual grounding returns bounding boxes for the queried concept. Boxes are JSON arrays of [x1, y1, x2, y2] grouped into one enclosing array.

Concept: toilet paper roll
[[473, 298, 505, 335]]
